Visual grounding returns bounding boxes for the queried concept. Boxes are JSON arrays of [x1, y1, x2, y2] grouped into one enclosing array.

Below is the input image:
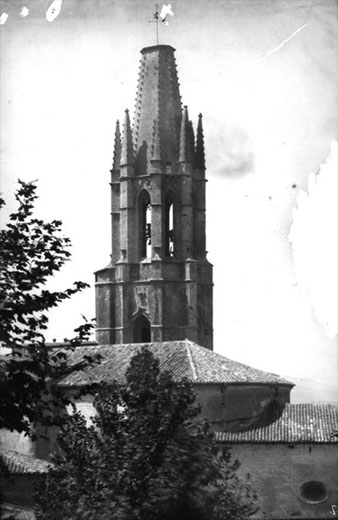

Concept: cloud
[[211, 124, 255, 178]]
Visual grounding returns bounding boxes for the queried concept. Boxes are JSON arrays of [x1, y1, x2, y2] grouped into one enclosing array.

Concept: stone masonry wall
[[228, 443, 338, 519]]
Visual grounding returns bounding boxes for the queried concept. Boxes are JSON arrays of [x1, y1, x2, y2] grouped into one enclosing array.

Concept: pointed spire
[[188, 120, 195, 166], [179, 106, 189, 163], [120, 109, 134, 166], [112, 120, 121, 170], [195, 113, 205, 169], [133, 46, 182, 173], [151, 118, 162, 162]]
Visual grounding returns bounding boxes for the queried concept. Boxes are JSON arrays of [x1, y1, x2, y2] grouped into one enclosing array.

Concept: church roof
[[58, 340, 293, 387], [0, 449, 52, 474], [215, 403, 338, 444]]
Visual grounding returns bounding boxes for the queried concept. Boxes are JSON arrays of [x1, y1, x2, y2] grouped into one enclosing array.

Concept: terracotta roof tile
[[0, 450, 52, 474], [58, 340, 293, 387], [1, 503, 36, 520], [215, 403, 338, 444]]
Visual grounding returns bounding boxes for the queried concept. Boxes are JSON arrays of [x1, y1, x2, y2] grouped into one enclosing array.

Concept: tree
[[0, 180, 96, 437], [35, 347, 258, 520]]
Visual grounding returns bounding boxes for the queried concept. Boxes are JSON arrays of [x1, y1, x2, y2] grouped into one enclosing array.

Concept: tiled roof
[[215, 403, 338, 444], [1, 503, 36, 520], [0, 449, 52, 474], [58, 340, 293, 387]]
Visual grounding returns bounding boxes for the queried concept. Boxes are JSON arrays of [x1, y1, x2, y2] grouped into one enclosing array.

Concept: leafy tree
[[35, 347, 258, 520], [0, 180, 95, 437]]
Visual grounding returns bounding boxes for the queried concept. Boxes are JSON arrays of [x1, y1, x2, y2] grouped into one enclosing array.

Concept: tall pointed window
[[165, 196, 175, 257], [139, 190, 151, 258], [133, 315, 151, 343]]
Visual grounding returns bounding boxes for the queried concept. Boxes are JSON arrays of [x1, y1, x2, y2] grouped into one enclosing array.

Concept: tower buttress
[[111, 120, 121, 263], [193, 113, 207, 259]]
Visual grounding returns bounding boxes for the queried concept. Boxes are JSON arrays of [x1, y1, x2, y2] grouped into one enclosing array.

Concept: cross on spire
[[148, 4, 160, 45], [148, 4, 174, 45]]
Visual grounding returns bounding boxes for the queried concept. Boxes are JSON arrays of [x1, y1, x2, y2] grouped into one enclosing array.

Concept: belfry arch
[[138, 189, 151, 259], [164, 193, 175, 257]]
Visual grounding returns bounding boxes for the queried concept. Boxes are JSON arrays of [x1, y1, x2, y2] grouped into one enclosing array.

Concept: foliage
[[0, 180, 96, 436], [35, 348, 257, 520]]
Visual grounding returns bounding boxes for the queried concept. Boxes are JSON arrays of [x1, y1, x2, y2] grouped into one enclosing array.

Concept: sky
[[0, 0, 337, 401]]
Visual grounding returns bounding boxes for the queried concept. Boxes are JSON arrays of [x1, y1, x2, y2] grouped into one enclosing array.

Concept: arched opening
[[165, 197, 175, 257], [139, 190, 151, 259], [133, 315, 151, 343]]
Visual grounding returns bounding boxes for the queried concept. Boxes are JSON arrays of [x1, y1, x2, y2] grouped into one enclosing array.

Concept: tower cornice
[[140, 44, 176, 54]]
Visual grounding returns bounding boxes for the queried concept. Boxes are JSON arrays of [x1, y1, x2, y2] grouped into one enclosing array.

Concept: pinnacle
[[121, 109, 134, 167], [112, 120, 121, 170], [196, 113, 205, 169]]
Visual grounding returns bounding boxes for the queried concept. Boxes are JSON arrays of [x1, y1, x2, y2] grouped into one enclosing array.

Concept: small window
[[300, 481, 328, 504]]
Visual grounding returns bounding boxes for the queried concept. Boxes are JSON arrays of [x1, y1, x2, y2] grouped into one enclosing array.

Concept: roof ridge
[[185, 339, 198, 381]]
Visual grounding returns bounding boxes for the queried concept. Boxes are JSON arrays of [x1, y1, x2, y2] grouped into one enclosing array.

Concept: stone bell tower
[[95, 45, 213, 350]]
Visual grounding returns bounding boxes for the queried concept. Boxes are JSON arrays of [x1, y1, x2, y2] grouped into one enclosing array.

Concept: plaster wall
[[195, 384, 291, 429]]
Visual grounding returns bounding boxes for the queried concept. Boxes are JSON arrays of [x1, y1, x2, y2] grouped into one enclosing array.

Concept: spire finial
[[147, 4, 174, 45], [112, 120, 121, 170], [121, 109, 134, 167], [148, 4, 160, 45], [196, 113, 205, 169]]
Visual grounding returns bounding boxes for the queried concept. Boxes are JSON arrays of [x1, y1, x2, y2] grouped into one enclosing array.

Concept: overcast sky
[[1, 0, 337, 397]]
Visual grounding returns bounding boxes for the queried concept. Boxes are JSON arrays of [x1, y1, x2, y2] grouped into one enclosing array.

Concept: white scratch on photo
[[289, 140, 338, 337], [160, 4, 174, 26], [262, 24, 307, 59], [20, 6, 30, 17], [0, 12, 8, 25], [46, 0, 63, 23]]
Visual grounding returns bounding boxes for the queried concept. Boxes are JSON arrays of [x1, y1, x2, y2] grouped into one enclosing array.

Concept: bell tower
[[95, 45, 213, 350]]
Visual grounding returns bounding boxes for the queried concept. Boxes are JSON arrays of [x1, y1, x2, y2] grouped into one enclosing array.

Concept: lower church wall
[[226, 443, 338, 519], [69, 384, 290, 432]]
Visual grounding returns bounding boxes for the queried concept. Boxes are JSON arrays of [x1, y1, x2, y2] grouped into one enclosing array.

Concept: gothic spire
[[133, 45, 182, 173], [195, 113, 205, 169], [112, 119, 121, 170], [120, 109, 134, 166]]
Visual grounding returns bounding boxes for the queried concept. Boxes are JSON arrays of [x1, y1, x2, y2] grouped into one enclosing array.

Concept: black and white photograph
[[0, 1, 337, 518]]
